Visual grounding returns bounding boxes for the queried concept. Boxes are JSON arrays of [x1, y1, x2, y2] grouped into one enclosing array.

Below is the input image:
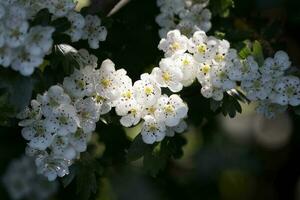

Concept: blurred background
[[1, 0, 300, 199]]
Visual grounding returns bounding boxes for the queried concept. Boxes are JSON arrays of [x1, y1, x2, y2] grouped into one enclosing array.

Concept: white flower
[[256, 100, 288, 119], [63, 65, 96, 98], [158, 30, 188, 57], [91, 93, 112, 115], [75, 97, 101, 133], [141, 115, 166, 144], [179, 4, 212, 33], [119, 101, 143, 127], [200, 79, 224, 101], [241, 74, 274, 101], [25, 26, 54, 56], [173, 53, 197, 86], [21, 120, 56, 150], [5, 22, 29, 48], [196, 61, 212, 84], [82, 15, 107, 49], [35, 153, 71, 181], [230, 56, 259, 81], [166, 120, 188, 137], [95, 59, 124, 101], [270, 75, 300, 106], [51, 135, 77, 160], [2, 155, 58, 200], [152, 58, 183, 92], [69, 128, 92, 153], [0, 4, 5, 20], [10, 48, 43, 76], [155, 12, 176, 30], [37, 85, 71, 116], [188, 30, 219, 62], [45, 104, 79, 136], [74, 49, 98, 68], [133, 73, 161, 107], [45, 0, 76, 17], [157, 0, 185, 14], [5, 4, 28, 28], [261, 51, 291, 78], [210, 65, 236, 91], [155, 94, 188, 127], [114, 81, 137, 116], [18, 100, 42, 127], [0, 46, 13, 67], [65, 11, 85, 42]]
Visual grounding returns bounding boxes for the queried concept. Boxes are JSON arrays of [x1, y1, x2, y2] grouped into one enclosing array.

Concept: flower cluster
[[0, 1, 54, 76], [0, 0, 107, 76], [19, 48, 188, 180], [242, 52, 300, 118], [156, 0, 212, 38], [157, 29, 241, 101], [157, 30, 300, 118], [2, 155, 58, 200]]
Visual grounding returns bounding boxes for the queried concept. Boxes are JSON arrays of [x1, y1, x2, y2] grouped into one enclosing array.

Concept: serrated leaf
[[126, 134, 151, 162], [221, 94, 243, 118]]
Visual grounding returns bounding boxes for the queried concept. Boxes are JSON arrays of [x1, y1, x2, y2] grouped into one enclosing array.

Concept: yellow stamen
[[170, 42, 180, 51], [215, 54, 225, 62], [101, 79, 111, 88], [162, 72, 171, 82], [144, 86, 153, 95], [197, 44, 207, 54]]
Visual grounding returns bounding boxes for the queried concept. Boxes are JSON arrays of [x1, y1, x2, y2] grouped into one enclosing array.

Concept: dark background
[[1, 0, 300, 199]]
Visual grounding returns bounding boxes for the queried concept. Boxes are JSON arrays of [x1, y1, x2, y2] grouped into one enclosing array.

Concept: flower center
[[201, 64, 211, 74], [144, 86, 153, 95], [59, 116, 68, 125], [215, 53, 225, 62], [182, 58, 190, 65], [101, 78, 111, 88], [162, 72, 171, 82], [170, 42, 180, 51], [197, 44, 207, 54], [122, 90, 132, 99], [164, 104, 174, 114]]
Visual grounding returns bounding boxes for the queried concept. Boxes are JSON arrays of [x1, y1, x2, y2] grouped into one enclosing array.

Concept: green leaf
[[61, 165, 77, 188], [0, 69, 35, 115], [210, 0, 234, 18], [161, 135, 187, 159], [30, 8, 51, 26], [252, 40, 265, 66], [143, 146, 167, 177], [210, 99, 222, 112], [0, 92, 16, 126], [143, 136, 187, 177], [221, 94, 243, 118], [76, 152, 103, 200], [294, 106, 300, 116], [238, 40, 252, 59], [50, 17, 71, 33], [126, 134, 151, 162]]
